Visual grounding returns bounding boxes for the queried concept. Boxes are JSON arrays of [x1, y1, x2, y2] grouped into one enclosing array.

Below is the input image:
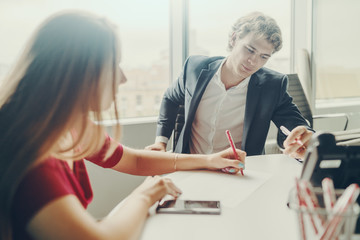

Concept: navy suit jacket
[[156, 55, 311, 156]]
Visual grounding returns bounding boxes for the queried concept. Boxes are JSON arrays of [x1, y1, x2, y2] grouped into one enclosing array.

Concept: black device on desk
[[300, 132, 360, 232], [300, 132, 360, 189]]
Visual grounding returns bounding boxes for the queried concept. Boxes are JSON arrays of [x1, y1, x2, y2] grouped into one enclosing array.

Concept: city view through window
[[315, 0, 360, 100], [0, 0, 170, 120], [0, 0, 293, 121], [1, 1, 359, 121]]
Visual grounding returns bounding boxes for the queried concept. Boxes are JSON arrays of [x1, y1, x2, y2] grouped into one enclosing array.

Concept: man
[[146, 12, 313, 160]]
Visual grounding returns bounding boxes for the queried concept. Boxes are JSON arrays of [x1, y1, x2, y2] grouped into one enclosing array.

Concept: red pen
[[295, 178, 307, 240], [225, 130, 244, 176], [322, 178, 336, 212]]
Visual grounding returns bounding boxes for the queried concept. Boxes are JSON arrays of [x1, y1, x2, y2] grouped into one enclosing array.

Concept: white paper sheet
[[168, 170, 272, 208]]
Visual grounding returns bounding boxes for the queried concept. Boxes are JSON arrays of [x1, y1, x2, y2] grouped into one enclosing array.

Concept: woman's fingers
[[221, 167, 240, 174], [149, 176, 182, 198], [217, 148, 246, 173], [227, 148, 246, 166], [224, 148, 246, 161], [163, 178, 182, 197]]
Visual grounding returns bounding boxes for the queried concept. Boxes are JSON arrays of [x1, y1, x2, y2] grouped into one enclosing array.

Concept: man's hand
[[283, 126, 314, 160], [144, 142, 167, 152]]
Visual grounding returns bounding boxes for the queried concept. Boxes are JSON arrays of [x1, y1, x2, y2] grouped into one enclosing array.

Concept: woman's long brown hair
[[0, 11, 121, 239]]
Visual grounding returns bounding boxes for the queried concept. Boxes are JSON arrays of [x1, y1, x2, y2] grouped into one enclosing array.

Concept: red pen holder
[[288, 187, 360, 240]]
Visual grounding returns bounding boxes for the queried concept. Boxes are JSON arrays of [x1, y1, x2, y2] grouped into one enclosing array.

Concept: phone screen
[[156, 199, 221, 215], [184, 200, 219, 209]]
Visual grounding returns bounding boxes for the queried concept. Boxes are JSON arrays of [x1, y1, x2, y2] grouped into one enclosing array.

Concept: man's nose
[[247, 55, 256, 66]]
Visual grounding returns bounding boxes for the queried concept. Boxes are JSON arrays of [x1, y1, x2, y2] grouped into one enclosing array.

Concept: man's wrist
[[155, 136, 169, 144]]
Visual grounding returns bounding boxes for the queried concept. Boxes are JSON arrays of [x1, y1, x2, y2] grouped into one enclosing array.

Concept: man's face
[[228, 32, 275, 79]]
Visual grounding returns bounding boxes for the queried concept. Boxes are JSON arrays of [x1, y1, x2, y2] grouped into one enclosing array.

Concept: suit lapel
[[241, 73, 262, 150], [187, 64, 219, 122], [176, 60, 222, 153]]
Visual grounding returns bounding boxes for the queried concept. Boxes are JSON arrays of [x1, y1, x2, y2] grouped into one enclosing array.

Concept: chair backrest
[[286, 73, 314, 128], [172, 105, 185, 151], [296, 48, 313, 109]]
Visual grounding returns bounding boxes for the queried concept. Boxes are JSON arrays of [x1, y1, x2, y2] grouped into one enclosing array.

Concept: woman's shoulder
[[12, 158, 81, 229], [24, 157, 71, 185]]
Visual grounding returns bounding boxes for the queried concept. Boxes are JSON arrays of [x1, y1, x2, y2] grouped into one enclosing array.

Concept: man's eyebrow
[[247, 44, 256, 50], [247, 44, 272, 57]]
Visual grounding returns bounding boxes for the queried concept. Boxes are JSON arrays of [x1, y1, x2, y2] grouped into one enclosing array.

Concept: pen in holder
[[288, 187, 360, 240]]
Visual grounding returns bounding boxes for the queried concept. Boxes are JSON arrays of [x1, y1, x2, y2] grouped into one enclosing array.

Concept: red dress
[[11, 136, 123, 240]]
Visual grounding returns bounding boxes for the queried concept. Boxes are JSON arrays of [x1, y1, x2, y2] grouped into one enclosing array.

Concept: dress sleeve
[[12, 159, 79, 230], [85, 135, 124, 168]]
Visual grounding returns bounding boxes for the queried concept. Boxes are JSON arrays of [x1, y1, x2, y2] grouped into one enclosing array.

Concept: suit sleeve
[[271, 75, 314, 148], [156, 57, 190, 138]]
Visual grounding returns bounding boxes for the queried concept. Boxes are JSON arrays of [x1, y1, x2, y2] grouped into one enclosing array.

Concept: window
[[154, 95, 161, 110], [0, 0, 170, 120], [188, 0, 291, 74], [120, 96, 128, 116], [314, 0, 360, 101], [136, 95, 142, 106]]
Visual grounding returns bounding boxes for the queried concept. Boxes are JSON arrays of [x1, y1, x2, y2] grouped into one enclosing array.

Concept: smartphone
[[156, 199, 221, 215]]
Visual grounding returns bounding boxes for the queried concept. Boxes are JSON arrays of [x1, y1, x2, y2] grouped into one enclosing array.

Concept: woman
[[0, 10, 245, 240]]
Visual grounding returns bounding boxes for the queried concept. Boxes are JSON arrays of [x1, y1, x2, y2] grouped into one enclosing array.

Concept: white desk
[[140, 154, 302, 240]]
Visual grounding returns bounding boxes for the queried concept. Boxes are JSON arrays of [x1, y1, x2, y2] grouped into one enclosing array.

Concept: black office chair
[[286, 74, 349, 130], [269, 73, 358, 153], [293, 49, 360, 144], [274, 74, 359, 149]]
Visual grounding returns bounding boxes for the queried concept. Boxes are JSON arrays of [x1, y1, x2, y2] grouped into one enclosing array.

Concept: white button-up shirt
[[156, 59, 250, 154], [189, 59, 250, 154]]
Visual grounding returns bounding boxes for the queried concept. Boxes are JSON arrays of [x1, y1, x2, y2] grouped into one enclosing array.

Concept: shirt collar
[[214, 57, 251, 89]]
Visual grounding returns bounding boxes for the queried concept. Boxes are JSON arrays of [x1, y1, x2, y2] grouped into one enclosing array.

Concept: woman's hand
[[207, 147, 246, 174], [283, 126, 314, 160], [130, 175, 182, 207]]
